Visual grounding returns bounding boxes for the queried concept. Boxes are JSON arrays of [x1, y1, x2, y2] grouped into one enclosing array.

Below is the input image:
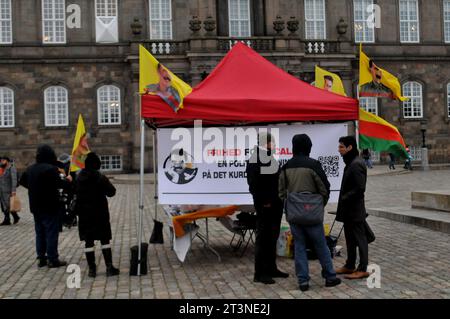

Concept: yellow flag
[[70, 114, 90, 172], [314, 65, 347, 96], [139, 45, 192, 112], [359, 44, 407, 101]]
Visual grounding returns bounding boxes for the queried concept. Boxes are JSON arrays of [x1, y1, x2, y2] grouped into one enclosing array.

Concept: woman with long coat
[[75, 152, 119, 277]]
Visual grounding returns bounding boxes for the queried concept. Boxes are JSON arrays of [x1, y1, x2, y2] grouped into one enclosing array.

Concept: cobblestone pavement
[[0, 169, 449, 299]]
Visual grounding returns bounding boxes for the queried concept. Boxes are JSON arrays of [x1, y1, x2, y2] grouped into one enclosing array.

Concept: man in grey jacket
[[279, 134, 340, 292], [0, 156, 19, 225]]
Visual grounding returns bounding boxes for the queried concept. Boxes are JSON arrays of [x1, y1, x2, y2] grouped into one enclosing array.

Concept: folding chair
[[327, 211, 344, 257], [218, 216, 256, 257]]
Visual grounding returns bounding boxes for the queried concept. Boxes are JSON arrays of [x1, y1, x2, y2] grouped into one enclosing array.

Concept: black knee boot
[[0, 211, 11, 225], [85, 250, 96, 278], [11, 212, 20, 224], [102, 246, 120, 277]]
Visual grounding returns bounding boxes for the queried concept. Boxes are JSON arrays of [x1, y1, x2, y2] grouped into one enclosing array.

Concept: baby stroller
[[57, 154, 78, 229]]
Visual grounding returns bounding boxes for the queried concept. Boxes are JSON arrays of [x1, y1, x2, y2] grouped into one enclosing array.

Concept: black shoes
[[88, 265, 97, 278], [297, 278, 341, 292], [48, 259, 67, 268], [299, 283, 310, 292], [325, 277, 342, 287], [37, 258, 47, 268], [106, 265, 120, 277], [271, 269, 289, 278], [253, 275, 275, 285], [0, 220, 11, 226]]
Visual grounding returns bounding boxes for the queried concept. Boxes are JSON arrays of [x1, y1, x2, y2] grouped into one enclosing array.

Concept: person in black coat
[[336, 136, 370, 280], [75, 152, 119, 277], [246, 132, 288, 284], [19, 144, 71, 268]]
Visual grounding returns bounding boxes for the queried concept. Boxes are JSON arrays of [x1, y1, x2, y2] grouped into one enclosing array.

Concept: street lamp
[[420, 122, 426, 148], [420, 120, 429, 170]]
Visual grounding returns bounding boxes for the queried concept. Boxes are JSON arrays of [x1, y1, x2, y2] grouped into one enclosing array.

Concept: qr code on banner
[[318, 156, 340, 178]]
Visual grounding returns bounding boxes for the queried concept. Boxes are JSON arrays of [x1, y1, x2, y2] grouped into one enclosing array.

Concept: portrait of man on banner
[[323, 75, 334, 92], [359, 59, 395, 99], [144, 63, 182, 113], [71, 133, 90, 170]]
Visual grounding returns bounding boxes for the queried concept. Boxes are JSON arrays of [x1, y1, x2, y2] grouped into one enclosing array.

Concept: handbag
[[283, 170, 324, 226], [10, 195, 21, 213]]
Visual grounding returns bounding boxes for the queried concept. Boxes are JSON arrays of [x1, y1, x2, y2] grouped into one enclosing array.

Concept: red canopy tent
[[141, 42, 358, 127], [136, 43, 359, 271]]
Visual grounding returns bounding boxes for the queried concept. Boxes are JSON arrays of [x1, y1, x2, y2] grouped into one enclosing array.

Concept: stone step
[[367, 207, 450, 234], [412, 191, 450, 213]]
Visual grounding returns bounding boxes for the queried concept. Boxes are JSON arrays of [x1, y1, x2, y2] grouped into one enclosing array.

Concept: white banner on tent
[[157, 123, 348, 205]]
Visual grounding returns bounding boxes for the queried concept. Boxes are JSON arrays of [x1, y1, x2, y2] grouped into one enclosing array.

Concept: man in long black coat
[[75, 152, 119, 277], [336, 136, 370, 280], [246, 132, 288, 284]]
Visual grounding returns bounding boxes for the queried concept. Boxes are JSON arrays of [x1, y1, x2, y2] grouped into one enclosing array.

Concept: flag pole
[[152, 130, 158, 222], [138, 96, 145, 276]]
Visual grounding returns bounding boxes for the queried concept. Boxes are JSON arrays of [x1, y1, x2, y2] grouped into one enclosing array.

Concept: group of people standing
[[246, 134, 371, 291], [14, 145, 119, 277]]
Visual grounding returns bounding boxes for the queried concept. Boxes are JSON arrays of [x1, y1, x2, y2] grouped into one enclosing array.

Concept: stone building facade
[[0, 0, 449, 172]]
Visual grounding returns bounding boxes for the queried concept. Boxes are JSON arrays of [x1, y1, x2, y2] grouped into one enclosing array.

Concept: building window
[[304, 0, 326, 40], [100, 155, 122, 171], [149, 0, 172, 39], [359, 97, 378, 115], [353, 0, 374, 43], [44, 86, 68, 126], [402, 81, 423, 118], [0, 87, 14, 127], [42, 0, 66, 44], [447, 83, 450, 117], [399, 0, 419, 43], [97, 85, 121, 125], [0, 0, 12, 44], [445, 1, 450, 43], [228, 0, 251, 37], [95, 0, 118, 43]]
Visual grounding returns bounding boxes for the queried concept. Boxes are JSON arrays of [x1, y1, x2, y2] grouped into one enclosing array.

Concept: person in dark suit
[[246, 132, 289, 284], [335, 136, 370, 280], [19, 145, 71, 268]]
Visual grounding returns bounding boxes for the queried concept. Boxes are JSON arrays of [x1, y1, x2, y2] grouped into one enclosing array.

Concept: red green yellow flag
[[358, 108, 408, 158], [70, 114, 90, 172]]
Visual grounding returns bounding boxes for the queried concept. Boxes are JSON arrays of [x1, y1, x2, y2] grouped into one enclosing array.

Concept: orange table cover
[[172, 205, 239, 237]]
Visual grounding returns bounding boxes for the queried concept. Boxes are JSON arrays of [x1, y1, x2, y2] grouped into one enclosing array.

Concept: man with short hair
[[323, 75, 334, 92], [0, 156, 19, 225], [336, 136, 370, 280], [359, 60, 394, 98], [246, 132, 289, 284]]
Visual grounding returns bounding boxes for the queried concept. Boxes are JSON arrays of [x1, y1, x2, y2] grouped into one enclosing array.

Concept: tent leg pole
[[138, 118, 145, 276], [153, 131, 158, 220]]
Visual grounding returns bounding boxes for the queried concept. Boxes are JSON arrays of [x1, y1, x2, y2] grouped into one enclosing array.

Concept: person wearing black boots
[[0, 156, 19, 225], [74, 152, 119, 277]]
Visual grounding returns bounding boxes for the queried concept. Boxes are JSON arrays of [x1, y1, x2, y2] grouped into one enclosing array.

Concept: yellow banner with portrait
[[139, 45, 192, 112], [314, 65, 347, 96]]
